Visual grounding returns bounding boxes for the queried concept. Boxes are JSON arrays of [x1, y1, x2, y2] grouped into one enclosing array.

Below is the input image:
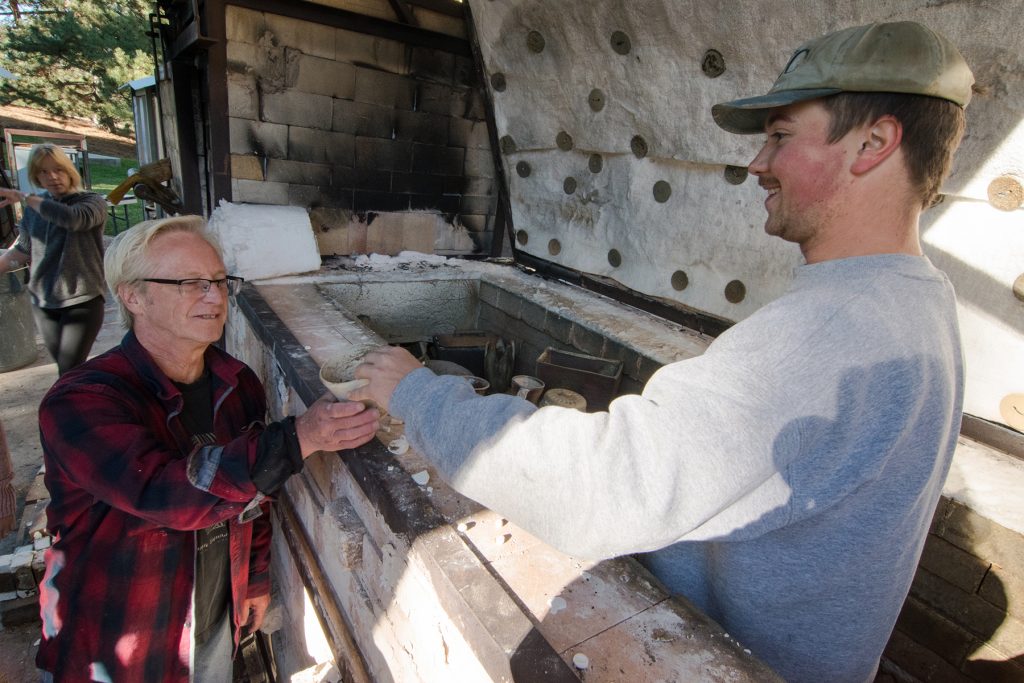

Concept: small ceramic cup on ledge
[[463, 376, 490, 395], [511, 375, 545, 404], [538, 388, 587, 411]]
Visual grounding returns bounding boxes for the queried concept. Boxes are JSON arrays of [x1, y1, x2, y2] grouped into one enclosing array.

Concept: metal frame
[[463, 1, 512, 258]]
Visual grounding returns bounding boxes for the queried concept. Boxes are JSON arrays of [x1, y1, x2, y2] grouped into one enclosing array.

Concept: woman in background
[[0, 144, 107, 375]]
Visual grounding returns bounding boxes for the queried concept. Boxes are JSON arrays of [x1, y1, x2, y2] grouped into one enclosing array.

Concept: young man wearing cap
[[353, 21, 972, 683]]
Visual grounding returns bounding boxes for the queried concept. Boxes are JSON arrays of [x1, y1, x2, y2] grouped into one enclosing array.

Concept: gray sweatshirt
[[391, 254, 963, 683], [14, 191, 107, 309]]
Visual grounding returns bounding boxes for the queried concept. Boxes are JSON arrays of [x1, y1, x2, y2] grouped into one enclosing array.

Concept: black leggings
[[33, 297, 105, 376]]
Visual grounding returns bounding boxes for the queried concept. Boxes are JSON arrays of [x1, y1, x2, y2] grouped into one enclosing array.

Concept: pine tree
[[0, 0, 152, 135]]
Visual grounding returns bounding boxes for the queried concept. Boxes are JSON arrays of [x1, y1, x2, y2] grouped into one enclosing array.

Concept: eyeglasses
[[140, 276, 244, 297]]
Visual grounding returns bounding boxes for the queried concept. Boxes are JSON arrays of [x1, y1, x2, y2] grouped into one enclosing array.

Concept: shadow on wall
[[883, 497, 1024, 682]]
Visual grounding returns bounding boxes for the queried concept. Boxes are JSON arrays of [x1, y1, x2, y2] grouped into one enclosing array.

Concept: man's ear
[[118, 282, 145, 317], [850, 115, 903, 175]]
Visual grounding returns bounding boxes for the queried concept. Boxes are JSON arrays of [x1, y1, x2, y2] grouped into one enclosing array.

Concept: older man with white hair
[[36, 216, 379, 682]]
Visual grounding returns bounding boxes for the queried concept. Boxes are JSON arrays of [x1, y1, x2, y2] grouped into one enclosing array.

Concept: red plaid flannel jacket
[[36, 331, 272, 682]]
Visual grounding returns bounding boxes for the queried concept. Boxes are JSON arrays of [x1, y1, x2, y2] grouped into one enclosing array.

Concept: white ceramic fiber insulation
[[207, 200, 321, 280]]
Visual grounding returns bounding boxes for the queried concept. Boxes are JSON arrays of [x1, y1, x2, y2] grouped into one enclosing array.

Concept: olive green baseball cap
[[712, 21, 974, 135]]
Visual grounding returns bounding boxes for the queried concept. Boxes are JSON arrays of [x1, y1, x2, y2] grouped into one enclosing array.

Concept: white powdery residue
[[351, 251, 450, 269], [549, 596, 568, 614], [396, 250, 449, 264], [387, 435, 409, 455]]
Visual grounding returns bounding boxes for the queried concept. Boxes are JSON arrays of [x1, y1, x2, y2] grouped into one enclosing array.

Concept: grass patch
[[87, 158, 146, 235]]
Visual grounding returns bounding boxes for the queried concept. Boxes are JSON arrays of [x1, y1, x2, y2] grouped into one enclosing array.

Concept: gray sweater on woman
[[389, 254, 964, 683], [14, 191, 107, 309]]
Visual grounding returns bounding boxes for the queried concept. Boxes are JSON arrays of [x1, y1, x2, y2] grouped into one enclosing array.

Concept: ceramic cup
[[319, 352, 373, 405], [511, 375, 545, 404], [538, 388, 587, 411], [463, 375, 490, 395]]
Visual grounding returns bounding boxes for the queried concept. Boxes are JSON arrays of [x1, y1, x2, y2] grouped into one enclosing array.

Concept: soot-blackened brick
[[354, 191, 408, 213], [337, 28, 406, 75], [355, 137, 413, 173], [330, 165, 356, 189], [458, 214, 489, 233], [452, 88, 486, 121], [409, 47, 456, 85], [319, 185, 354, 210], [291, 54, 356, 100], [261, 90, 332, 130], [226, 41, 258, 76], [461, 195, 497, 215], [354, 67, 416, 110], [351, 170, 392, 193], [227, 72, 258, 120], [287, 183, 325, 207], [332, 99, 395, 139], [408, 194, 460, 213], [229, 118, 287, 158], [448, 119, 491, 150], [393, 110, 449, 146], [264, 13, 334, 60], [392, 172, 444, 195], [412, 144, 464, 176], [289, 127, 355, 165], [444, 175, 501, 196], [417, 82, 454, 116], [463, 149, 496, 178], [266, 159, 331, 185], [226, 6, 266, 44], [453, 56, 478, 89]]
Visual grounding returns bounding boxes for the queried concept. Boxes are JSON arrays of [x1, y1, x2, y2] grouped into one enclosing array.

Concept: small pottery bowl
[[319, 354, 371, 402]]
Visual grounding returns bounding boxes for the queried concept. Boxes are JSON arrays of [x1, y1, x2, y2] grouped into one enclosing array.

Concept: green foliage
[[0, 0, 152, 136]]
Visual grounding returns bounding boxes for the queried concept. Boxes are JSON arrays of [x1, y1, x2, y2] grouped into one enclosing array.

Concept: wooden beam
[[406, 0, 464, 18], [166, 14, 216, 60], [276, 491, 373, 683], [167, 60, 204, 215], [204, 0, 232, 208], [386, 0, 417, 26], [227, 0, 470, 56], [462, 2, 514, 258]]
